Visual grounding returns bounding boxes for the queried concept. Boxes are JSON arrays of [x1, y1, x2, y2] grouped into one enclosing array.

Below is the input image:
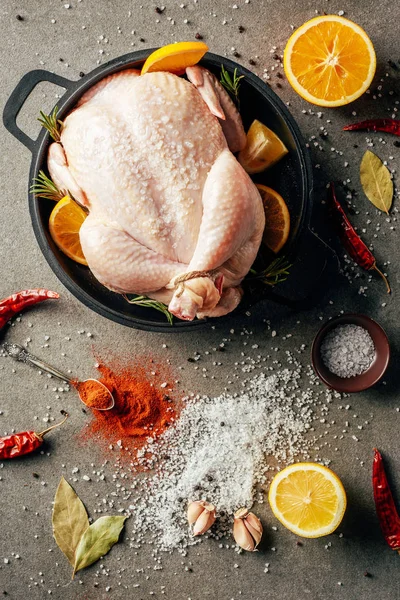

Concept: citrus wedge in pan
[[141, 41, 208, 75], [49, 196, 88, 266]]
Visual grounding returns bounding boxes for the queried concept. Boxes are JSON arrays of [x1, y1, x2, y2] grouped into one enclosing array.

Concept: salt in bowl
[[311, 313, 390, 393]]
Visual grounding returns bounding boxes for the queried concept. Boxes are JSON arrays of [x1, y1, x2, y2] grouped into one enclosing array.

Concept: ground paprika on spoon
[[75, 380, 112, 410]]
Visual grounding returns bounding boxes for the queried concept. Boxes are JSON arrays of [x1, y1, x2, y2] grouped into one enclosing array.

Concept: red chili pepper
[[343, 119, 400, 137], [328, 182, 391, 294], [0, 289, 59, 331], [373, 448, 400, 554], [0, 412, 68, 459]]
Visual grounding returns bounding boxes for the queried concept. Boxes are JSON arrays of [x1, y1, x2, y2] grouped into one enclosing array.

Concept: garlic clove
[[234, 507, 249, 520], [233, 517, 256, 551], [244, 519, 262, 548], [187, 500, 206, 525], [233, 508, 263, 551], [244, 512, 263, 547], [193, 505, 216, 536], [245, 511, 263, 533]]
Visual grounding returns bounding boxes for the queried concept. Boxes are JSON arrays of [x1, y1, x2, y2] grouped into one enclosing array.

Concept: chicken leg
[[167, 149, 265, 320]]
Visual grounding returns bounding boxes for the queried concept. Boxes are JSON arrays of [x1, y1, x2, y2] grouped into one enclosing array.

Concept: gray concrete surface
[[0, 1, 399, 598]]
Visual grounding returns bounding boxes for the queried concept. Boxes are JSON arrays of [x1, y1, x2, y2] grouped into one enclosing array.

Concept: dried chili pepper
[[373, 448, 400, 554], [328, 182, 390, 293], [343, 119, 400, 137], [0, 289, 59, 331], [0, 411, 68, 459]]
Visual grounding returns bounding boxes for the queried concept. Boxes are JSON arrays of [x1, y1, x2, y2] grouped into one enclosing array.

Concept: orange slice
[[256, 185, 290, 253], [49, 196, 88, 265], [284, 15, 376, 107], [141, 41, 208, 75], [238, 120, 288, 174]]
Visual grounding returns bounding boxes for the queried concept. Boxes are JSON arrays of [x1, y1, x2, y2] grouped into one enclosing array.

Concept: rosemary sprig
[[30, 170, 66, 202], [220, 65, 244, 107], [123, 295, 173, 325], [248, 256, 292, 286], [38, 106, 64, 142]]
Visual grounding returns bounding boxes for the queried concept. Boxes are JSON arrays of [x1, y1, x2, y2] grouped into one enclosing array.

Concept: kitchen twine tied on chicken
[[168, 270, 220, 297]]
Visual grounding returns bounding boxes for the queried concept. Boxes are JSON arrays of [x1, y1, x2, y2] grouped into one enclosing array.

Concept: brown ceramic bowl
[[311, 314, 390, 393]]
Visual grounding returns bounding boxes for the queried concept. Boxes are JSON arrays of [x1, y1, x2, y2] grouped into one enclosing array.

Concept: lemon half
[[268, 462, 347, 538]]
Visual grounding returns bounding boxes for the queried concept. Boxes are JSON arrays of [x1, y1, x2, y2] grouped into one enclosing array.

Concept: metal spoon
[[2, 343, 114, 411]]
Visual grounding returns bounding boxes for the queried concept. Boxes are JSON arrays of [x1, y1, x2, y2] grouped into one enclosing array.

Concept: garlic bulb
[[187, 500, 216, 536], [233, 507, 263, 551]]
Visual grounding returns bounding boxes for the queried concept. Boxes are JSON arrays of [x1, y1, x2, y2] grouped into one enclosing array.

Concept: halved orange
[[284, 15, 376, 107], [256, 185, 290, 253], [141, 41, 208, 75], [49, 196, 88, 265]]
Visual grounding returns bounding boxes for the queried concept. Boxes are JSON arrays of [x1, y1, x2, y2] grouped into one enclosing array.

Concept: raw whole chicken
[[48, 66, 265, 320]]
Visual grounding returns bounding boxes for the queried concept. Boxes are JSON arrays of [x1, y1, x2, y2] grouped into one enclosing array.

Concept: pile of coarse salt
[[320, 324, 376, 378], [128, 366, 317, 551]]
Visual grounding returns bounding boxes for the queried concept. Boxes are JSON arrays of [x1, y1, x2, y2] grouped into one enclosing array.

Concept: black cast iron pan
[[3, 50, 316, 332]]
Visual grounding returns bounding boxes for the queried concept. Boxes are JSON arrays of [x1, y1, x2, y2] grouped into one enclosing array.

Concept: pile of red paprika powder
[[79, 358, 178, 455]]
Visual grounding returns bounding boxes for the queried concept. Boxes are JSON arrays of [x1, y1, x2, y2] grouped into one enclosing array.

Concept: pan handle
[[3, 70, 76, 152]]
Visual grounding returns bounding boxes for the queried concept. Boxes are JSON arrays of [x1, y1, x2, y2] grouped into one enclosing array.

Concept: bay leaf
[[52, 476, 89, 566], [360, 150, 393, 214], [73, 515, 127, 576]]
